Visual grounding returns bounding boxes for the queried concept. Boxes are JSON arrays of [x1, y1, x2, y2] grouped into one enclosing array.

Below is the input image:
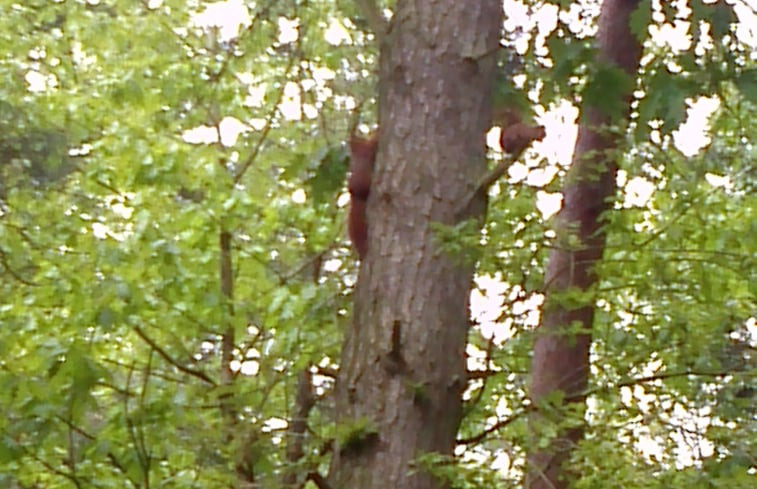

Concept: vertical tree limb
[[526, 2, 645, 488], [282, 368, 316, 486]]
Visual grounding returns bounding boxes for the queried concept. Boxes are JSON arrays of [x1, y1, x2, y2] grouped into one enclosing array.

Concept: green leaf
[[0, 437, 22, 464], [306, 144, 349, 204], [583, 63, 636, 119], [733, 69, 757, 104], [629, 0, 651, 42]]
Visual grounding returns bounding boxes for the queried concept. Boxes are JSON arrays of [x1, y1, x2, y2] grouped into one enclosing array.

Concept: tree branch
[[283, 368, 316, 486], [457, 368, 742, 446], [354, 0, 387, 43], [305, 472, 334, 489], [457, 121, 545, 218], [0, 246, 37, 285], [132, 326, 216, 385]]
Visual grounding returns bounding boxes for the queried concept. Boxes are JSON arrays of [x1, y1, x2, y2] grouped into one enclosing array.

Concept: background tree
[[527, 1, 644, 487]]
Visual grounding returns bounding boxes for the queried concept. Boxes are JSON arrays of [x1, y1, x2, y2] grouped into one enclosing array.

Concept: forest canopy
[[0, 1, 754, 488]]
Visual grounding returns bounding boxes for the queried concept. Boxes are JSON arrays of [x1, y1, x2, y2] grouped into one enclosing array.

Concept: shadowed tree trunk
[[527, 1, 645, 488], [327, 1, 502, 488]]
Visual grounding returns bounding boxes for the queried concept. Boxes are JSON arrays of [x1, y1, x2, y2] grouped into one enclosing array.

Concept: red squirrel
[[345, 118, 542, 257], [498, 110, 545, 157], [347, 134, 378, 259]]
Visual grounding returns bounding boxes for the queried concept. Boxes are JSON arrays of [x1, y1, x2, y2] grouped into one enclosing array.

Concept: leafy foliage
[[0, 1, 754, 488]]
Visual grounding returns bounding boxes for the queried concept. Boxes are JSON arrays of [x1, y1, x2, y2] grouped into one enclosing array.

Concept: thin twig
[[133, 326, 216, 385]]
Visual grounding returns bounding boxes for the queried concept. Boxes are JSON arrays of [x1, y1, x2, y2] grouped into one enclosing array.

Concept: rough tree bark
[[327, 1, 502, 488], [527, 1, 644, 488]]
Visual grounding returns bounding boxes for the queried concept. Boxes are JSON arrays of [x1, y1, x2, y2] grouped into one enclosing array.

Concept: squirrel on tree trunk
[[347, 134, 378, 259]]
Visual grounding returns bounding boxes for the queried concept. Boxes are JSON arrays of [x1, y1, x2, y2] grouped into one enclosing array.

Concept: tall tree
[[327, 1, 502, 488], [527, 1, 645, 488]]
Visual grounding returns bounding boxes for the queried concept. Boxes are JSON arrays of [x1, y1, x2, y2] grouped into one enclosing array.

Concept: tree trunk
[[328, 2, 502, 488], [526, 1, 644, 488]]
